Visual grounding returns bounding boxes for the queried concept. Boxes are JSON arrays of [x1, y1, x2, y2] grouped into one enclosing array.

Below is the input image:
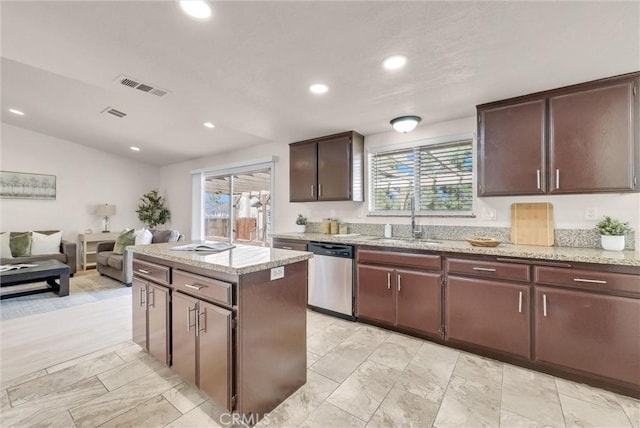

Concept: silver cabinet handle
[[518, 291, 523, 313], [543, 294, 548, 317], [397, 274, 401, 292], [319, 184, 323, 197], [198, 310, 206, 334], [536, 169, 541, 189], [556, 169, 560, 189], [147, 287, 155, 308], [187, 306, 197, 332], [311, 184, 314, 197], [139, 287, 145, 307], [138, 269, 151, 274], [282, 246, 293, 250], [387, 272, 391, 290], [473, 267, 496, 272], [184, 283, 206, 290], [573, 278, 607, 285]]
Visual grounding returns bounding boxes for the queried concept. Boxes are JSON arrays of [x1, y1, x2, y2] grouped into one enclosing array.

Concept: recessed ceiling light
[[203, 122, 215, 128], [130, 146, 141, 151], [179, 1, 211, 19], [9, 108, 25, 116], [383, 55, 408, 70], [309, 84, 329, 94]]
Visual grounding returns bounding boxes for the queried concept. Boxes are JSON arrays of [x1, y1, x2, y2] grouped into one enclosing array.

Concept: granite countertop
[[272, 232, 640, 267], [129, 242, 312, 275]]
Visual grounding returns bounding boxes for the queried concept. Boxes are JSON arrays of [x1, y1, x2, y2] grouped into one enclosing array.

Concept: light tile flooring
[[1, 289, 639, 427]]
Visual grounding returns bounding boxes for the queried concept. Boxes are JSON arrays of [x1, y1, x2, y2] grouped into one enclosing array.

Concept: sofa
[[0, 230, 77, 275], [96, 229, 182, 286]]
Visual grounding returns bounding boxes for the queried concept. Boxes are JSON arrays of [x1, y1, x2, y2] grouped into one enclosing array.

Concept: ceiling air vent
[[114, 74, 170, 97], [101, 107, 127, 118]]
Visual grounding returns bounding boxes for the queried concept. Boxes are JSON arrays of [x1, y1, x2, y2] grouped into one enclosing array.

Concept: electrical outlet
[[584, 207, 598, 220], [482, 208, 497, 220], [270, 266, 285, 280]]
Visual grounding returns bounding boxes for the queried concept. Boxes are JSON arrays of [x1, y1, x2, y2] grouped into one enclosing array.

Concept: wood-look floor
[[0, 274, 638, 427]]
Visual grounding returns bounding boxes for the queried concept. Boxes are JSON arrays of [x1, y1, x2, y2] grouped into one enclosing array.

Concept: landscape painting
[[0, 171, 56, 199]]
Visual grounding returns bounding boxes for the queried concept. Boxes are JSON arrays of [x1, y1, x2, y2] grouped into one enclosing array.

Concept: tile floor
[[1, 305, 639, 427]]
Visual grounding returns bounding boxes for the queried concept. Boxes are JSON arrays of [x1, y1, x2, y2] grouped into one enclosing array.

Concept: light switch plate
[[270, 266, 285, 280]]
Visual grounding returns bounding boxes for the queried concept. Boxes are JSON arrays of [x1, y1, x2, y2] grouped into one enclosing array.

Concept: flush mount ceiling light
[[203, 121, 215, 128], [383, 55, 407, 70], [130, 146, 141, 151], [179, 1, 212, 19], [309, 83, 329, 94], [9, 108, 25, 116], [390, 115, 422, 133]]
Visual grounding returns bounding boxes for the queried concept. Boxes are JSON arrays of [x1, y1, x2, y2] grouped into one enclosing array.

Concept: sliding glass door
[[202, 168, 271, 247]]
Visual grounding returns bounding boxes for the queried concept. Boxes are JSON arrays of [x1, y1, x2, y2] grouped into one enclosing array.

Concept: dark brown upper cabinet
[[477, 72, 639, 196], [289, 131, 364, 202]]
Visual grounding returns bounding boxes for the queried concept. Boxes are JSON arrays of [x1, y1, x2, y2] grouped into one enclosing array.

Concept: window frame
[[367, 133, 475, 217]]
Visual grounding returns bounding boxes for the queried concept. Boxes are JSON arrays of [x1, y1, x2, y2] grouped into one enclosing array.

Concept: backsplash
[[306, 222, 635, 250]]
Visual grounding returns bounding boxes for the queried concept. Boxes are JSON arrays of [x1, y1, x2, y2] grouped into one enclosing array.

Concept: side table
[[78, 232, 119, 270]]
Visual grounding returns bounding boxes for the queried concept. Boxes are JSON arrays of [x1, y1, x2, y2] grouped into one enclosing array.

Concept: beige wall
[[159, 116, 640, 244], [0, 124, 160, 242]]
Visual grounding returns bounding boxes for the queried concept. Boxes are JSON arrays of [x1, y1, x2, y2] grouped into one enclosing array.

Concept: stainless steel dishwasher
[[308, 242, 355, 320]]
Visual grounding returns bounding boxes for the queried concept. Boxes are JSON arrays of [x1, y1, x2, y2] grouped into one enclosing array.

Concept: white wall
[[0, 124, 160, 243], [159, 115, 640, 245]]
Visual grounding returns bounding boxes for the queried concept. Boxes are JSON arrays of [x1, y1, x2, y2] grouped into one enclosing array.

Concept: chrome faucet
[[410, 194, 423, 239]]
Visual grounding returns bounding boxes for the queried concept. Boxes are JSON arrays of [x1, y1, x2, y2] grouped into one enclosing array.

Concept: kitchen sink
[[370, 237, 442, 245]]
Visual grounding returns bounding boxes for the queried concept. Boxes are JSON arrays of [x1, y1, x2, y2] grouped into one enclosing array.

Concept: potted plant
[[295, 214, 308, 233], [137, 190, 171, 228], [595, 216, 632, 251]]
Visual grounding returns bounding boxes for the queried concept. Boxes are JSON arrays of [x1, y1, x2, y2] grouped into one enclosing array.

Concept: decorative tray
[[465, 237, 502, 247]]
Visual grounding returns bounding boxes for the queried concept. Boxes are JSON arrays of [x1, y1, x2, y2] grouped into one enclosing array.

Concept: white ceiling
[[1, 1, 638, 166]]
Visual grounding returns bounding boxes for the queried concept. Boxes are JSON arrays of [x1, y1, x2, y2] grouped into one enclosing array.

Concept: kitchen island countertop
[[129, 241, 312, 275], [272, 232, 640, 267]]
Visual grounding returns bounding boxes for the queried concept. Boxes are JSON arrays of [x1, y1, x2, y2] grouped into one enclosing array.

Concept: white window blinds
[[369, 139, 473, 214]]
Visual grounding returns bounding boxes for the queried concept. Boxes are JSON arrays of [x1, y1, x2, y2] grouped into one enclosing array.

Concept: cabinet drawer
[[133, 259, 170, 285], [535, 266, 640, 296], [358, 249, 441, 270], [273, 240, 308, 251], [173, 269, 233, 307], [447, 258, 530, 282]]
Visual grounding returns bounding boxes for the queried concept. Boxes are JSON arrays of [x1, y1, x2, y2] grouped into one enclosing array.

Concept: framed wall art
[[0, 171, 57, 200]]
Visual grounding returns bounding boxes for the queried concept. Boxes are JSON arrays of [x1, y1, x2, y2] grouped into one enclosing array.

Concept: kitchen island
[[128, 242, 312, 424]]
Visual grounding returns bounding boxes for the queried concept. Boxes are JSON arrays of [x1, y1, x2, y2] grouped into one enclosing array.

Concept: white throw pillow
[[0, 232, 13, 259], [134, 228, 153, 245], [30, 231, 63, 255]]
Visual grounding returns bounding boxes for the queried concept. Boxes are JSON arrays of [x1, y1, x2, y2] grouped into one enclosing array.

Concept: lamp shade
[[96, 204, 116, 217], [390, 115, 421, 133]]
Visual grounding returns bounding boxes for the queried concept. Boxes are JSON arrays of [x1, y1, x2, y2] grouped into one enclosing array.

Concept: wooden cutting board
[[511, 203, 554, 246]]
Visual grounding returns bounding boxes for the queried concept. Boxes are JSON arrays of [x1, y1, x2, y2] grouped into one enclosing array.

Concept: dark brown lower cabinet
[[132, 277, 170, 365], [446, 276, 530, 358], [172, 292, 233, 409], [396, 269, 441, 334], [357, 264, 441, 337], [534, 286, 640, 385]]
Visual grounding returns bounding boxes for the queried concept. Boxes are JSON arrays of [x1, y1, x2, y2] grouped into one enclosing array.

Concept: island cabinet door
[[446, 276, 531, 359], [357, 264, 395, 325], [396, 269, 442, 337], [147, 283, 170, 365], [197, 300, 233, 410], [172, 292, 198, 385], [132, 278, 147, 350], [534, 286, 640, 385]]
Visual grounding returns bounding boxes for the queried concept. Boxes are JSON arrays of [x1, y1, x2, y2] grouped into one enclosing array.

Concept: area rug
[[0, 271, 130, 321]]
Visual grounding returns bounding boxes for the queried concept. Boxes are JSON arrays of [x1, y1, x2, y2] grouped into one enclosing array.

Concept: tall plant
[[137, 190, 171, 228]]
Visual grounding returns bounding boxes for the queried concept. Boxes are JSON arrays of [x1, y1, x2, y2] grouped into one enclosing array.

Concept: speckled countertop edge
[[272, 233, 640, 267], [129, 242, 312, 275]]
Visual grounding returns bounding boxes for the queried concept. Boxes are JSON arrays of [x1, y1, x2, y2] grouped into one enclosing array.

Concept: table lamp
[[96, 204, 116, 233]]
